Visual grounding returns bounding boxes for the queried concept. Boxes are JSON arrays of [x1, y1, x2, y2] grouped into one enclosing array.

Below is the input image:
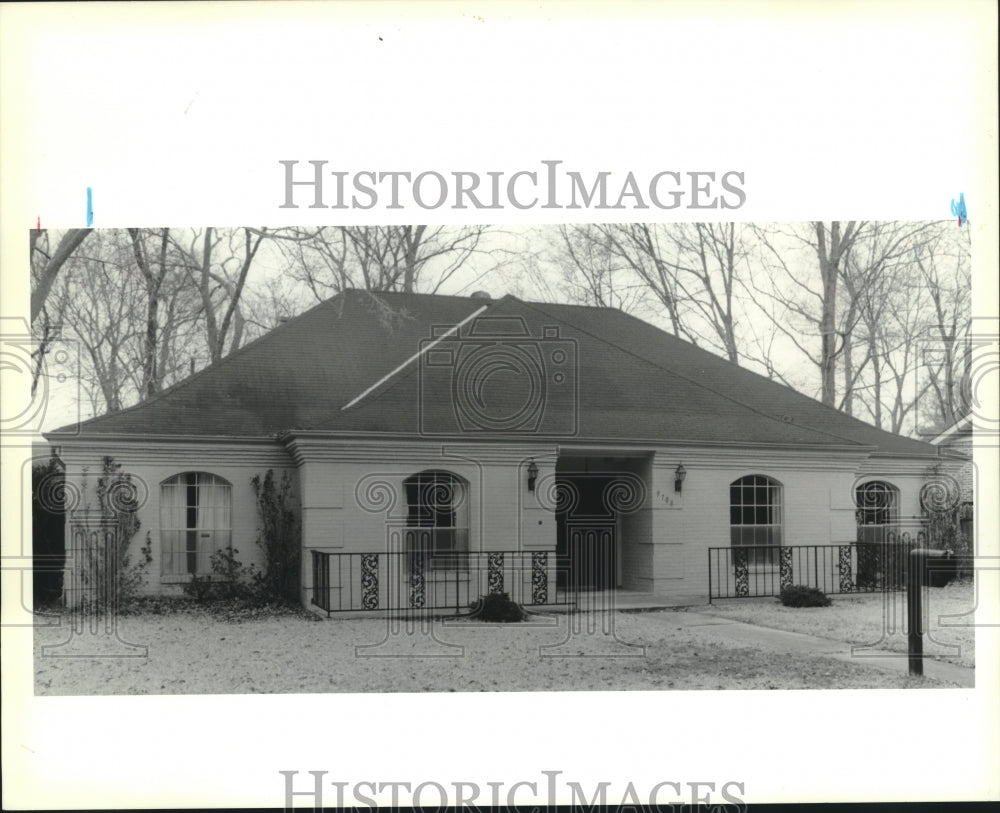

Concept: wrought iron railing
[[403, 528, 470, 570], [708, 533, 927, 601], [310, 549, 575, 615]]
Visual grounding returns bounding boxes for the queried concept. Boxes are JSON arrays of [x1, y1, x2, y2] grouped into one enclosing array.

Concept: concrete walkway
[[558, 589, 974, 686], [318, 588, 975, 686], [658, 608, 975, 687]]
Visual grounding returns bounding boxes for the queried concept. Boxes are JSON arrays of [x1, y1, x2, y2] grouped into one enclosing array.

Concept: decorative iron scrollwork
[[531, 552, 548, 604], [856, 541, 878, 590], [733, 547, 749, 597], [488, 552, 504, 594], [838, 545, 853, 593], [360, 553, 379, 610], [779, 547, 793, 590], [409, 552, 426, 608]]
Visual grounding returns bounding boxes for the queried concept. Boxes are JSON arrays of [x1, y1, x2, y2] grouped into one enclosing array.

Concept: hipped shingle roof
[[49, 290, 940, 457]]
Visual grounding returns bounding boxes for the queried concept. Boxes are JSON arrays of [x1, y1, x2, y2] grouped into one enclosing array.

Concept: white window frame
[[403, 469, 470, 571], [159, 472, 233, 579], [730, 474, 783, 564]]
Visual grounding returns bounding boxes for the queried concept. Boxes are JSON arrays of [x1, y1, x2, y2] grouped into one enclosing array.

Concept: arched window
[[403, 470, 469, 569], [855, 480, 899, 544], [730, 475, 783, 563], [160, 473, 232, 576]]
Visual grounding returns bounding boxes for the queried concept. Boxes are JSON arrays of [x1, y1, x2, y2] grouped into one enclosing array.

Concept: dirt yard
[[699, 579, 976, 667], [33, 590, 974, 695]]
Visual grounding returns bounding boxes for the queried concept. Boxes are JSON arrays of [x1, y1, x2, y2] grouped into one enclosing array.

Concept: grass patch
[[701, 579, 975, 667]]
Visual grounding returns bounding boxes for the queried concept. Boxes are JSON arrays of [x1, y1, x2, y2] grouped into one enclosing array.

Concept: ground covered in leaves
[[700, 579, 976, 667], [33, 593, 972, 695]]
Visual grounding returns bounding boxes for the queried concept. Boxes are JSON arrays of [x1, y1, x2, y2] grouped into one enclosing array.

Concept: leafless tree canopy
[[30, 221, 971, 434]]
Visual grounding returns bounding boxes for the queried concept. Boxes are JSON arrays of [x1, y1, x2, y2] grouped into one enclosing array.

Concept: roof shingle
[[49, 290, 940, 457]]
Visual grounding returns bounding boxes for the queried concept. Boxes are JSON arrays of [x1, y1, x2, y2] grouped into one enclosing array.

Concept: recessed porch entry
[[554, 454, 651, 591]]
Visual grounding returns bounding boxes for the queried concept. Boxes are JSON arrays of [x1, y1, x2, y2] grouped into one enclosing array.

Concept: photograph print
[[28, 220, 978, 694]]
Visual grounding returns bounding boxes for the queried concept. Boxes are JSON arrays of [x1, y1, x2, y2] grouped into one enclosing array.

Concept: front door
[[566, 521, 616, 590], [555, 473, 619, 590]]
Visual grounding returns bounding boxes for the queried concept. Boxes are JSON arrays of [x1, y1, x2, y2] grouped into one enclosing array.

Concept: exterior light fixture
[[527, 459, 539, 492], [674, 463, 687, 493]]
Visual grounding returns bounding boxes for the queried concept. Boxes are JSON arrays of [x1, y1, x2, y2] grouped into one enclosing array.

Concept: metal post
[[708, 549, 713, 604], [907, 548, 952, 676], [907, 548, 924, 676]]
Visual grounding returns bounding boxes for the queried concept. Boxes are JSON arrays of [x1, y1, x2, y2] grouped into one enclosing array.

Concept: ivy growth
[[250, 469, 301, 602], [77, 456, 150, 610]]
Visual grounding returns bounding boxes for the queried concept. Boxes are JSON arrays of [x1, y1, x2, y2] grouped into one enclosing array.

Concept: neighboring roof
[[928, 414, 973, 447], [48, 290, 941, 457]]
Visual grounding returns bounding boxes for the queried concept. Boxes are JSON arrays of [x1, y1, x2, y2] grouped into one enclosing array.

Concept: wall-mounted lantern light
[[674, 463, 687, 493], [527, 459, 539, 492]]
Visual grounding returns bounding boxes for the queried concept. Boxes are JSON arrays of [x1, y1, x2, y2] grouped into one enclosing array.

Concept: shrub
[[182, 545, 266, 605], [468, 592, 527, 622], [779, 585, 832, 608]]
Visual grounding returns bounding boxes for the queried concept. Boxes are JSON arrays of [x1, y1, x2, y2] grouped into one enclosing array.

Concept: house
[[929, 414, 975, 544], [45, 289, 949, 612]]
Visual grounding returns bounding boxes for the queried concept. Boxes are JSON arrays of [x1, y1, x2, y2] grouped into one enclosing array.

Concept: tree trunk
[[815, 221, 859, 407], [31, 229, 91, 323]]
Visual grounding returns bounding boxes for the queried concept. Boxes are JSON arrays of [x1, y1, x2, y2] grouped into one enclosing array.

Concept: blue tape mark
[[86, 187, 93, 227], [950, 192, 967, 226]]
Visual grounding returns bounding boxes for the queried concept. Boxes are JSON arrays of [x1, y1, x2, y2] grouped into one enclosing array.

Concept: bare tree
[[547, 225, 647, 312], [30, 229, 91, 324], [913, 225, 973, 430], [241, 274, 307, 338], [46, 230, 201, 416], [128, 228, 176, 398], [280, 225, 489, 302], [838, 221, 939, 417], [171, 227, 269, 363], [551, 223, 758, 364], [29, 230, 93, 396], [52, 233, 145, 413], [751, 221, 865, 407], [751, 220, 969, 431]]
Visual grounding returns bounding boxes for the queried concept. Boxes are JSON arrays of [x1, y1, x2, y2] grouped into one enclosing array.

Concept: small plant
[[779, 585, 832, 608], [117, 531, 154, 603], [468, 592, 527, 622], [182, 545, 265, 605]]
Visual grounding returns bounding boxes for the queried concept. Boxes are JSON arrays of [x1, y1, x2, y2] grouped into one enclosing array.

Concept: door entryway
[[555, 470, 620, 591], [553, 453, 652, 593]]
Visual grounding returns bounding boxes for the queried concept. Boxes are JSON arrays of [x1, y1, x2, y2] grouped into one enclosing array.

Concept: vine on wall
[[251, 469, 301, 602]]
